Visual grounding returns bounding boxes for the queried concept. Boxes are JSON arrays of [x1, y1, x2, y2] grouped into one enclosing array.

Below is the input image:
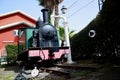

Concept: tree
[[58, 26, 75, 46], [54, 0, 63, 27], [38, 0, 63, 27], [38, 0, 55, 13], [57, 26, 65, 46]]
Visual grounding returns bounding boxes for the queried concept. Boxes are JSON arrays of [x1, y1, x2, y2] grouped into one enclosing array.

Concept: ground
[[85, 65, 120, 80], [0, 61, 120, 80], [0, 65, 21, 80]]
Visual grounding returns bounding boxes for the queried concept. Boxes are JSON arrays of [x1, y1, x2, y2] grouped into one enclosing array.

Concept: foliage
[[38, 0, 55, 13], [71, 0, 120, 64], [38, 0, 63, 14], [5, 44, 18, 63], [58, 26, 65, 41], [57, 26, 75, 46]]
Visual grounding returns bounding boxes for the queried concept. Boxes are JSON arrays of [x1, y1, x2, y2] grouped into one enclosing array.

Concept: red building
[[0, 10, 36, 60]]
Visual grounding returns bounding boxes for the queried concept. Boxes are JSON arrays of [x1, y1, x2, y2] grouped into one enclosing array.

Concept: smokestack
[[41, 9, 49, 24]]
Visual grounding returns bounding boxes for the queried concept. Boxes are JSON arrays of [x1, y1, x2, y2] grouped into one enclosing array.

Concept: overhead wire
[[67, 0, 80, 9], [67, 0, 96, 18]]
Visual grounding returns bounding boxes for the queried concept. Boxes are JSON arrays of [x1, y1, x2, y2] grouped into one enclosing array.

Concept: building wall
[[0, 13, 35, 26], [0, 11, 36, 57], [0, 24, 27, 57]]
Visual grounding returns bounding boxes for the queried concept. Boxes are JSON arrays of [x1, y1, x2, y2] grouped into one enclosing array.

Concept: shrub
[[5, 44, 18, 63]]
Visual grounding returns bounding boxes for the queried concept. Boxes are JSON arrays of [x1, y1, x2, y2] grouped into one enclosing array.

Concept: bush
[[5, 44, 18, 63]]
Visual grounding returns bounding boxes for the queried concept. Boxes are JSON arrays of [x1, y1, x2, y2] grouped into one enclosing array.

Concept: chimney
[[41, 9, 49, 24]]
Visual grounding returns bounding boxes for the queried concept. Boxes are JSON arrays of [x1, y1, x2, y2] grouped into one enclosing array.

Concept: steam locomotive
[[17, 9, 69, 66]]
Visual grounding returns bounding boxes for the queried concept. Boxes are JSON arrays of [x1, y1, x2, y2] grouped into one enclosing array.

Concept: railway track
[[39, 64, 99, 79], [14, 63, 101, 80], [15, 66, 71, 79], [40, 67, 70, 78], [55, 64, 98, 70]]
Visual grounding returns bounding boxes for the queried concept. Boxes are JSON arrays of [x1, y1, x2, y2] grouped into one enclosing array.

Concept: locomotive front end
[[17, 8, 69, 67], [39, 24, 59, 48]]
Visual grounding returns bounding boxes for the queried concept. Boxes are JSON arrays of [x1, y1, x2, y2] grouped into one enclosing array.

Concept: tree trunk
[[54, 4, 59, 27]]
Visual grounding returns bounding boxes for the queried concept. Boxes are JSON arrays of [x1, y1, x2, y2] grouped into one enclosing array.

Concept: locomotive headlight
[[41, 24, 56, 40], [88, 30, 96, 38]]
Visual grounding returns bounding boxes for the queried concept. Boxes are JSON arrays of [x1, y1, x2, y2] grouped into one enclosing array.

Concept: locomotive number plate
[[29, 50, 40, 57]]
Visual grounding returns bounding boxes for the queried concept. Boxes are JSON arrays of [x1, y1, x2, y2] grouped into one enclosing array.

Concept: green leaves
[[58, 26, 75, 41], [5, 44, 18, 63]]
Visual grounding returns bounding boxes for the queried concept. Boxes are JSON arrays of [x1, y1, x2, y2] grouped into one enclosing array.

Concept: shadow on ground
[[3, 64, 22, 73], [83, 65, 120, 80]]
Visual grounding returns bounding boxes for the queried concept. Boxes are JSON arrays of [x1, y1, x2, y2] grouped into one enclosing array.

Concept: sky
[[0, 0, 99, 33]]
